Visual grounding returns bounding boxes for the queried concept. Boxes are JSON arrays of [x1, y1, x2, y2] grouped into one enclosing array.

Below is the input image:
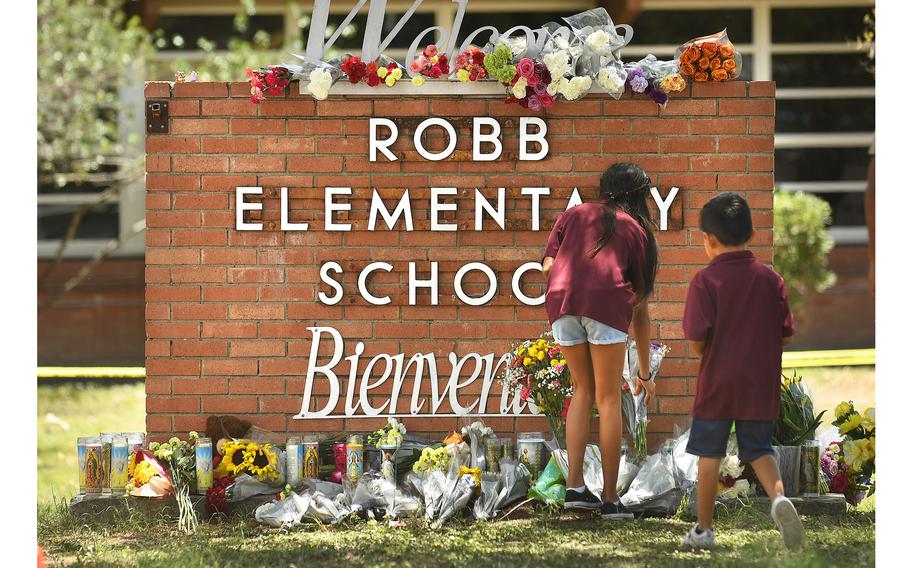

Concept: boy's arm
[[682, 275, 714, 357], [542, 256, 554, 279]]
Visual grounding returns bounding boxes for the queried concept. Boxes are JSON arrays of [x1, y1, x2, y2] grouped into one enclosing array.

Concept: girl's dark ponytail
[[588, 163, 659, 298]]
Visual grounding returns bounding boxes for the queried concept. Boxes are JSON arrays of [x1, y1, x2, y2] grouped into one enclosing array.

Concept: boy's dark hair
[[699, 192, 753, 246]]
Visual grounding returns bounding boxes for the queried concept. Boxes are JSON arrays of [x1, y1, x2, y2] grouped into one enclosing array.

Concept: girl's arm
[[542, 256, 554, 279], [630, 295, 655, 404]]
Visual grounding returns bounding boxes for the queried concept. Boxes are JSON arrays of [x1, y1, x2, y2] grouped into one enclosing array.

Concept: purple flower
[[534, 81, 548, 96], [627, 67, 648, 93], [527, 94, 542, 111], [647, 84, 669, 106]]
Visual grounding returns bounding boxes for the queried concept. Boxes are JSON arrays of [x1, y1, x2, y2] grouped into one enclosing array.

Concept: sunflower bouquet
[[215, 439, 280, 482], [498, 332, 571, 445], [675, 28, 742, 82]]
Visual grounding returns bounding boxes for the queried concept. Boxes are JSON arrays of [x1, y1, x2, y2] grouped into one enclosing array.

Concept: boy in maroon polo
[[680, 193, 804, 551]]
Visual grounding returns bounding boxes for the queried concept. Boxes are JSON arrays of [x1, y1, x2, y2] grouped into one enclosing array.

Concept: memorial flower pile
[[367, 416, 407, 448], [261, 7, 746, 110], [718, 454, 752, 499], [246, 66, 292, 103], [823, 401, 875, 505], [773, 371, 826, 446]]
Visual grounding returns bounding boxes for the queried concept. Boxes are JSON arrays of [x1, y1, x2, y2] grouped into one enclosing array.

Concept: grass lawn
[[38, 500, 874, 567], [36, 367, 875, 566]]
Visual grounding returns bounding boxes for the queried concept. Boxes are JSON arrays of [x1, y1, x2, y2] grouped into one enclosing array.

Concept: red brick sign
[[144, 80, 775, 443]]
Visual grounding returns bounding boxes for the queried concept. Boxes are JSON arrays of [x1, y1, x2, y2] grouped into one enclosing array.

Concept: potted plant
[[772, 371, 826, 496]]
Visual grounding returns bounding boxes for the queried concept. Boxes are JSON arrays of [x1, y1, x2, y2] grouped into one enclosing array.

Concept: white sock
[[569, 485, 586, 493]]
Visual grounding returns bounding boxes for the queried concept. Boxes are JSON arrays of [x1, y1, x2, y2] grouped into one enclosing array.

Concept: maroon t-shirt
[[683, 250, 795, 421], [543, 202, 649, 331]]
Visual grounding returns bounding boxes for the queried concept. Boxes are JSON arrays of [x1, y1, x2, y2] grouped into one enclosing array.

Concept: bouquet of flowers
[[624, 55, 683, 107], [412, 441, 470, 475], [506, 58, 555, 110], [484, 43, 518, 84], [215, 439, 280, 482], [125, 448, 172, 497], [368, 416, 407, 448], [453, 45, 488, 82], [621, 341, 670, 463], [205, 475, 235, 515], [773, 371, 826, 446], [676, 29, 742, 83], [341, 54, 404, 87], [246, 66, 292, 103], [718, 454, 752, 499], [461, 420, 494, 471], [823, 401, 875, 505], [498, 333, 571, 444], [563, 7, 630, 63], [410, 44, 449, 79], [150, 433, 200, 534]]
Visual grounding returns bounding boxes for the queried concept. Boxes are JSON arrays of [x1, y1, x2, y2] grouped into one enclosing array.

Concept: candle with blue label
[[195, 437, 213, 493], [346, 434, 363, 484], [110, 436, 129, 495], [77, 437, 88, 494]]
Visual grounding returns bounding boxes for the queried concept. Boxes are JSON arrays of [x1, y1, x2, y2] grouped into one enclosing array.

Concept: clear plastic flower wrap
[[675, 28, 742, 83], [621, 340, 670, 463], [461, 420, 493, 471], [563, 7, 633, 81], [473, 459, 531, 520], [253, 481, 354, 527], [285, 55, 345, 100], [550, 443, 639, 499], [417, 469, 478, 528]]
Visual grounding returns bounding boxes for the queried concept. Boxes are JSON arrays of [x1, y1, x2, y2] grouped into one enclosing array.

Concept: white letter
[[325, 187, 352, 231], [409, 262, 439, 305], [294, 326, 343, 418], [414, 118, 457, 161], [369, 189, 413, 231], [280, 187, 308, 231], [454, 262, 497, 306], [475, 188, 505, 230], [430, 187, 458, 231], [520, 117, 549, 160], [444, 353, 484, 414], [650, 186, 680, 231], [235, 187, 262, 231], [472, 117, 502, 161], [512, 262, 545, 306], [304, 0, 368, 60], [358, 262, 393, 305], [566, 187, 584, 209], [318, 262, 343, 305], [358, 353, 394, 415], [521, 187, 550, 231], [370, 118, 399, 162]]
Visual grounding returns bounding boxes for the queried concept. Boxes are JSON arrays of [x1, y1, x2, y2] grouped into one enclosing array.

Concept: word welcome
[[295, 326, 532, 419]]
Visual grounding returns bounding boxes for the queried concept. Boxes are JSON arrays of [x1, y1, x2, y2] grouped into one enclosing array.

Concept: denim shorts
[[686, 419, 775, 462], [551, 315, 628, 346]]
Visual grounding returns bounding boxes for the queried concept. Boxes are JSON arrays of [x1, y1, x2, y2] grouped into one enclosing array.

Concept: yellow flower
[[131, 460, 157, 486], [537, 351, 545, 361], [522, 357, 532, 367], [459, 466, 481, 484], [517, 347, 526, 356], [862, 408, 875, 430], [839, 413, 864, 435], [385, 75, 396, 87], [377, 66, 389, 79], [550, 359, 559, 367], [456, 69, 470, 82], [391, 68, 402, 80], [536, 339, 546, 347], [431, 55, 439, 63], [528, 347, 538, 357], [835, 401, 854, 420], [411, 75, 425, 87], [843, 438, 873, 471]]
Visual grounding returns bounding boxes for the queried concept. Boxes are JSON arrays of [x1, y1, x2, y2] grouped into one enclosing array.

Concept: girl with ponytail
[[542, 162, 659, 519]]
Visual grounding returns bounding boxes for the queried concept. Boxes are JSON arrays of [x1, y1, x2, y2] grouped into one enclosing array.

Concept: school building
[[37, 0, 874, 365]]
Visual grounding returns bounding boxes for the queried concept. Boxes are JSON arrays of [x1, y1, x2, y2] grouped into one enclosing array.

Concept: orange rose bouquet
[[675, 28, 742, 82]]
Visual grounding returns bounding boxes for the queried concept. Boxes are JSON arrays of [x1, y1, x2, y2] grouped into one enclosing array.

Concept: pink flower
[[517, 58, 535, 79], [526, 72, 539, 88], [548, 348, 559, 358], [527, 94, 542, 111], [428, 64, 442, 79], [409, 58, 423, 73], [829, 471, 849, 494], [520, 384, 531, 401], [539, 93, 554, 108], [425, 44, 438, 57], [555, 363, 565, 373]]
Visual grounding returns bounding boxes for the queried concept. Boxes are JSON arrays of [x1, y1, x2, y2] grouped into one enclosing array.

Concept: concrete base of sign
[[680, 493, 848, 521]]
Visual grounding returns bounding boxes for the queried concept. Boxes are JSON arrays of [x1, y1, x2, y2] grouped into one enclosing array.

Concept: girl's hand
[[634, 373, 655, 405]]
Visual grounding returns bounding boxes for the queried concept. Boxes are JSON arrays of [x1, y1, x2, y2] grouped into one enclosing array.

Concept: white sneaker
[[680, 525, 715, 550], [771, 495, 805, 550]]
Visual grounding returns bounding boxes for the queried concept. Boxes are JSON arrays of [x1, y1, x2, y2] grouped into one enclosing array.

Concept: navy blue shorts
[[686, 419, 775, 462]]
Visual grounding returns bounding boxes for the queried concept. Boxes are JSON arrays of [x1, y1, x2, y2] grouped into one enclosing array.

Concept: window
[[157, 15, 286, 50], [628, 9, 752, 45]]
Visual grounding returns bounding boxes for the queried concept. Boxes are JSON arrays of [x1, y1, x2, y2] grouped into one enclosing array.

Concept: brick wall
[[144, 80, 776, 444]]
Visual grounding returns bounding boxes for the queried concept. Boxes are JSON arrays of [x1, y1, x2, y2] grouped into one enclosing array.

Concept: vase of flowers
[[772, 371, 826, 497], [497, 333, 571, 449], [822, 401, 875, 505]]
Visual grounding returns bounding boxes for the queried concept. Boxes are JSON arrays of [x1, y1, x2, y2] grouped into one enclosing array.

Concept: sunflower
[[216, 439, 251, 478], [242, 442, 279, 480]]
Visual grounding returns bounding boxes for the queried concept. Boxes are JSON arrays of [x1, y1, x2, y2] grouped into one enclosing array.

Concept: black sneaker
[[564, 487, 601, 511], [601, 500, 635, 520]]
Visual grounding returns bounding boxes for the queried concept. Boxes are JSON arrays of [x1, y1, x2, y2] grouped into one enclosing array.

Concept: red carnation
[[367, 73, 381, 87], [830, 471, 849, 494], [428, 64, 442, 79]]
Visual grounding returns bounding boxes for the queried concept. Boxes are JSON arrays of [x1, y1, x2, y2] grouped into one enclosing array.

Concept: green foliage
[[37, 0, 153, 181], [773, 191, 836, 312], [774, 371, 826, 447]]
